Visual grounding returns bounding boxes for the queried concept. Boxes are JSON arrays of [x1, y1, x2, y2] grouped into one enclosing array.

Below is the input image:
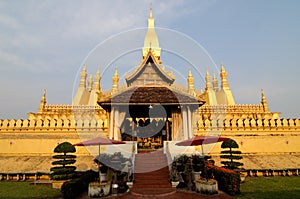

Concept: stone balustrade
[[0, 118, 108, 132], [197, 118, 300, 132], [0, 172, 50, 181], [243, 168, 299, 177]]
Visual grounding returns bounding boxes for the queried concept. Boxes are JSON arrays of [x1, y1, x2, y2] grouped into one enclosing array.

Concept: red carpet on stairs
[[130, 149, 176, 196]]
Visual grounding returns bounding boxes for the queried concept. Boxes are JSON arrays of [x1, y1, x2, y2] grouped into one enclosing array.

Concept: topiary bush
[[220, 139, 243, 170], [50, 142, 77, 180]]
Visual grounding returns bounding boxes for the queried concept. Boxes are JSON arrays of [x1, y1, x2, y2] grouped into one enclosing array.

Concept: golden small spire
[[188, 68, 192, 77], [261, 89, 269, 112], [213, 72, 219, 91], [93, 66, 101, 92], [205, 69, 212, 91], [150, 3, 153, 18], [38, 88, 46, 113], [187, 69, 195, 95], [221, 63, 225, 72], [220, 64, 228, 89], [219, 64, 235, 105], [88, 73, 93, 92], [79, 64, 87, 88], [112, 66, 119, 94], [142, 5, 161, 59]]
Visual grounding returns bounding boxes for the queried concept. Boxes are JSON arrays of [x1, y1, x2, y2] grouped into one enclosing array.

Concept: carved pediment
[[125, 51, 175, 87]]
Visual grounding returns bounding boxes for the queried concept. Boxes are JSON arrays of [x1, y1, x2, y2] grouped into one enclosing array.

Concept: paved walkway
[[77, 189, 233, 199]]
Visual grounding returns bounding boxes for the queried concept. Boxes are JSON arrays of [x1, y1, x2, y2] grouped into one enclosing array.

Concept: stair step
[[133, 150, 171, 190], [134, 181, 170, 185], [133, 184, 172, 189], [130, 188, 176, 197]]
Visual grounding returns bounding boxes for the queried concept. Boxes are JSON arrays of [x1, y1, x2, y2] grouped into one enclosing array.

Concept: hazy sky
[[0, 0, 299, 119]]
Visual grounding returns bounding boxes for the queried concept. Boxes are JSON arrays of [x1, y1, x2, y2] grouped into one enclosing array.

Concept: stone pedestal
[[126, 181, 133, 188], [52, 180, 67, 189], [171, 181, 179, 188], [193, 171, 201, 180], [99, 173, 107, 182], [88, 181, 111, 198]]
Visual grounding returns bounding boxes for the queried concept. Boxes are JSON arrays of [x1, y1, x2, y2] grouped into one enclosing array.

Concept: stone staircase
[[130, 149, 176, 196]]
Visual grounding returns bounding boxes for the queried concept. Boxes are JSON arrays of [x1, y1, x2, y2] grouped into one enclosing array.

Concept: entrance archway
[[120, 104, 173, 149]]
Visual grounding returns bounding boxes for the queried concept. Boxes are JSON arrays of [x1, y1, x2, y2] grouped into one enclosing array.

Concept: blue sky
[[0, 0, 299, 119]]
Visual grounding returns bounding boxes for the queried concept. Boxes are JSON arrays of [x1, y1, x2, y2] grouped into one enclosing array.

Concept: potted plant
[[110, 152, 127, 171], [175, 154, 189, 172], [170, 162, 180, 187], [191, 155, 202, 172], [94, 153, 110, 182], [191, 155, 203, 180]]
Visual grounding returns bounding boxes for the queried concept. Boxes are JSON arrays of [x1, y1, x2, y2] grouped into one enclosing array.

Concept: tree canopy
[[54, 142, 76, 153], [221, 139, 239, 149]]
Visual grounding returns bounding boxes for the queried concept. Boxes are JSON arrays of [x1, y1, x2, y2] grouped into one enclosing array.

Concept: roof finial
[[38, 88, 46, 113], [112, 66, 119, 94], [221, 63, 225, 73], [205, 68, 212, 91], [142, 4, 161, 59], [93, 66, 101, 92], [187, 69, 195, 95], [220, 64, 228, 89], [150, 3, 153, 18], [213, 72, 219, 91], [261, 89, 269, 112], [88, 73, 93, 92], [79, 64, 87, 88], [43, 88, 46, 100]]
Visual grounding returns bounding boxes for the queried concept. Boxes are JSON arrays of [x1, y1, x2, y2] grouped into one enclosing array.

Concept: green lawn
[[235, 176, 300, 199], [0, 182, 61, 199]]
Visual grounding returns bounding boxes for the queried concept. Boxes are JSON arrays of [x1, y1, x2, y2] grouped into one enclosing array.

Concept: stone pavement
[[77, 189, 233, 199]]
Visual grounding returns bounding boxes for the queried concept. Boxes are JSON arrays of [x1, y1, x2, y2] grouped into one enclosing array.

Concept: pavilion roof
[[98, 86, 205, 106]]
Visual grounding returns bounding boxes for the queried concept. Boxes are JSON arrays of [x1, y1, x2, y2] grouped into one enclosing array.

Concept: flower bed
[[61, 170, 98, 199], [207, 165, 241, 196]]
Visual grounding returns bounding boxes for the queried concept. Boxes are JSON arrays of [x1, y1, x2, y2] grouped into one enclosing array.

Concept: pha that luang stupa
[[0, 7, 300, 175]]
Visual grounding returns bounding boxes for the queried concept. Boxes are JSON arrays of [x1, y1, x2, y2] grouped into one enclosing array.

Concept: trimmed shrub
[[221, 139, 243, 170], [61, 170, 97, 199], [50, 142, 77, 180]]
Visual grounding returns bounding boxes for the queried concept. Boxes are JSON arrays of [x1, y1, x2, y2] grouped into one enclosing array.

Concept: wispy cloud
[[0, 13, 22, 30]]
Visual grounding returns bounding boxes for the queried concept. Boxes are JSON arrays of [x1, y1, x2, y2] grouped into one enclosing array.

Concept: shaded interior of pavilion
[[99, 86, 204, 150]]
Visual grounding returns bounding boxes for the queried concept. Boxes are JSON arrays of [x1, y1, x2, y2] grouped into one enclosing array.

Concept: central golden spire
[[142, 5, 161, 59]]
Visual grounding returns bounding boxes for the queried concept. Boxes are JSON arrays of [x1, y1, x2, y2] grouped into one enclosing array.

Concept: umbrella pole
[[201, 145, 204, 156]]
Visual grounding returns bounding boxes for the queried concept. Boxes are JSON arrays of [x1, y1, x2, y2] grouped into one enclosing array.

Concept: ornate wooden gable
[[125, 50, 175, 87]]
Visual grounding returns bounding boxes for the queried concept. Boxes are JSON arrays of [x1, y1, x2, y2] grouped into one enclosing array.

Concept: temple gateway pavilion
[[1, 8, 300, 174], [98, 51, 204, 146]]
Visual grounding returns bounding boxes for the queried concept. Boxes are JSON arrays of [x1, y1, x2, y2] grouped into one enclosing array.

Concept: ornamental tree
[[220, 139, 243, 170], [50, 142, 77, 180]]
